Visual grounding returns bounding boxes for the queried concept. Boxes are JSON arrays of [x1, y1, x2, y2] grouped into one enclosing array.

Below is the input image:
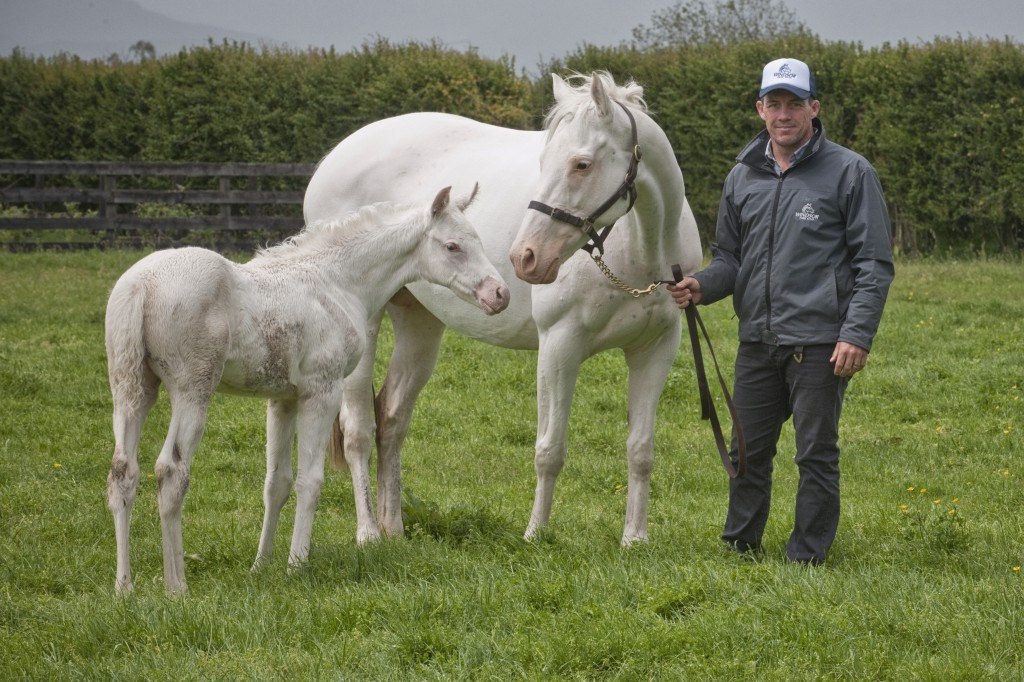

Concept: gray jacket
[[695, 121, 894, 351]]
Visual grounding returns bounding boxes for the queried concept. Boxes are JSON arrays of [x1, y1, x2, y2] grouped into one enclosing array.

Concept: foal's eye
[[445, 241, 461, 253], [575, 160, 591, 172]]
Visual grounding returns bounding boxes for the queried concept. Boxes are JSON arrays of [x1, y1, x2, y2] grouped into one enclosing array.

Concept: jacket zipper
[[764, 173, 785, 337]]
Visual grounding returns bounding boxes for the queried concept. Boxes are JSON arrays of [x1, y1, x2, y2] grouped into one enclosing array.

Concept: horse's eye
[[575, 160, 591, 171], [445, 241, 461, 252]]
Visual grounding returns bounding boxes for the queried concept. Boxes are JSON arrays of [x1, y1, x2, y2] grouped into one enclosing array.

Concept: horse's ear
[[551, 73, 573, 103], [456, 182, 480, 212], [431, 186, 452, 216], [590, 72, 611, 116]]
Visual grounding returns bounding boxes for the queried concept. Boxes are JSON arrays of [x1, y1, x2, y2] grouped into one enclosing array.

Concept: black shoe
[[722, 539, 763, 559]]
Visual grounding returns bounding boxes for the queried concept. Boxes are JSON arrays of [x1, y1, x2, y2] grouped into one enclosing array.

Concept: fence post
[[101, 171, 117, 245], [219, 175, 231, 230]]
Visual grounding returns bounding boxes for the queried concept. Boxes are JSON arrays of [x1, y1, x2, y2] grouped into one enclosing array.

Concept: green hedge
[[3, 37, 1023, 253]]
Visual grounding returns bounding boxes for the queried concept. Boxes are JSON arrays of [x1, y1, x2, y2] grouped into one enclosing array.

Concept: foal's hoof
[[286, 559, 310, 576], [114, 580, 134, 595]]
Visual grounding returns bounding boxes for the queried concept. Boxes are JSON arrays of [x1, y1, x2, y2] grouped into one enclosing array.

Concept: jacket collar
[[737, 118, 825, 172]]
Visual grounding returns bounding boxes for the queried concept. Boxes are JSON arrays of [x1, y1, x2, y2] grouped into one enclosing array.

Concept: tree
[[631, 0, 815, 49], [128, 40, 156, 62]]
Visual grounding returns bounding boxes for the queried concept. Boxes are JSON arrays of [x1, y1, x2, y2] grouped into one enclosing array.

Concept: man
[[669, 57, 894, 564]]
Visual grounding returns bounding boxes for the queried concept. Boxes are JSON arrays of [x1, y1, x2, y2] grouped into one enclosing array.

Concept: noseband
[[527, 101, 642, 258]]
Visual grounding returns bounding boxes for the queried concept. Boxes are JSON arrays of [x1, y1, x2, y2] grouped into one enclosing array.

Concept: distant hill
[[0, 0, 273, 60]]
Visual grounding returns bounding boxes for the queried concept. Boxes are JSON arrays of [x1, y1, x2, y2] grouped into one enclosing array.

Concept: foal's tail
[[105, 276, 149, 412]]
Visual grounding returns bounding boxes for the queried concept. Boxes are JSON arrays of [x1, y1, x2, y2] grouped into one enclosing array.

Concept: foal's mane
[[253, 201, 412, 262], [543, 71, 647, 137]]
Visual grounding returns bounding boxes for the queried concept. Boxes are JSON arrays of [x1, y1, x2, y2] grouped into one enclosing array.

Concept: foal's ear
[[431, 186, 453, 216], [455, 182, 480, 212]]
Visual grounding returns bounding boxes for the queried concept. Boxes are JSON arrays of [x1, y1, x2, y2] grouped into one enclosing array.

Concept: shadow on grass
[[401, 491, 522, 546]]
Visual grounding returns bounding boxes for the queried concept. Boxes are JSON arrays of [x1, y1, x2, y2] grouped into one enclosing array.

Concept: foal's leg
[[107, 369, 159, 594], [336, 310, 382, 545], [253, 398, 297, 569], [524, 329, 584, 540], [621, 323, 681, 545], [155, 389, 212, 595], [375, 290, 447, 538], [288, 391, 342, 569]]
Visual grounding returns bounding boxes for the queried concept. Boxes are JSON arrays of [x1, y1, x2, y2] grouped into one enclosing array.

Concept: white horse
[[105, 186, 509, 594], [304, 72, 703, 546]]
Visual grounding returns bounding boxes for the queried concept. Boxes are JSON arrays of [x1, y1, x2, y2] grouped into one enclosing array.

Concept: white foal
[[105, 186, 508, 594]]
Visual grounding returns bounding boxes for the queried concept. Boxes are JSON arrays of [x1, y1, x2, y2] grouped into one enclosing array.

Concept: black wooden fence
[[0, 160, 317, 251]]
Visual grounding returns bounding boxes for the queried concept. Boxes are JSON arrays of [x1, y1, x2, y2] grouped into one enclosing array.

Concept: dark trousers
[[722, 342, 848, 563]]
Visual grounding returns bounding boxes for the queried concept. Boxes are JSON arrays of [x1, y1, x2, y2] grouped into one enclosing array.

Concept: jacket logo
[[795, 203, 820, 221], [774, 64, 798, 79]]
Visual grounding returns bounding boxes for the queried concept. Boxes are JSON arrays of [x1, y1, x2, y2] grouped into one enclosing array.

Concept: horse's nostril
[[521, 248, 536, 272]]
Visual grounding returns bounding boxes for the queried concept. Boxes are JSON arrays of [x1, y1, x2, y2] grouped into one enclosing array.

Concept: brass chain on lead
[[591, 254, 664, 298]]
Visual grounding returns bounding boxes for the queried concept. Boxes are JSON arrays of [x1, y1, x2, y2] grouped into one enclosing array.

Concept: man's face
[[756, 90, 820, 155]]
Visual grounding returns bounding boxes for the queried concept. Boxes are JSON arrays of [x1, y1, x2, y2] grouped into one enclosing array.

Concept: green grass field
[[1, 251, 1021, 680]]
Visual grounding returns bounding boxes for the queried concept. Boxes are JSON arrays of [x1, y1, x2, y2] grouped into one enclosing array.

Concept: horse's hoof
[[620, 533, 649, 547], [379, 518, 404, 540], [356, 527, 382, 545], [166, 583, 189, 598], [524, 525, 555, 544]]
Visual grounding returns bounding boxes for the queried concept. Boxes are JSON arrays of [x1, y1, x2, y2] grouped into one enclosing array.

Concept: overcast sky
[[128, 0, 1024, 73]]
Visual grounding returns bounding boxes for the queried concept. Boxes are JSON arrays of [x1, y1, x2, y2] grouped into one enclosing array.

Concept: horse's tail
[[326, 384, 383, 471], [327, 414, 348, 471], [105, 274, 149, 413]]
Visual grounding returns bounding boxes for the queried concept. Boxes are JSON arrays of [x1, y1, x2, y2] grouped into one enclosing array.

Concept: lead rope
[[669, 264, 747, 479], [590, 257, 746, 478]]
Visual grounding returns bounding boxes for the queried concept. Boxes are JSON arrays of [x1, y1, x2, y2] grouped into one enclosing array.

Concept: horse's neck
[[306, 220, 422, 316], [628, 118, 686, 258]]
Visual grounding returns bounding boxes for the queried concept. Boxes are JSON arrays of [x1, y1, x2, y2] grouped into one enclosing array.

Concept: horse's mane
[[543, 71, 647, 137], [253, 201, 411, 262]]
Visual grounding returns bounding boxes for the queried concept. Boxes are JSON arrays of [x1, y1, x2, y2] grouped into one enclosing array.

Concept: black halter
[[527, 101, 642, 257]]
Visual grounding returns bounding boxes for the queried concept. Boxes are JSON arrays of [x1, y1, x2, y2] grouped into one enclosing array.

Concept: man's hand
[[831, 341, 868, 377], [667, 276, 703, 309]]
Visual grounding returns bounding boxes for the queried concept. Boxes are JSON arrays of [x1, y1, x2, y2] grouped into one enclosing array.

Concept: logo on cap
[[774, 64, 798, 80]]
